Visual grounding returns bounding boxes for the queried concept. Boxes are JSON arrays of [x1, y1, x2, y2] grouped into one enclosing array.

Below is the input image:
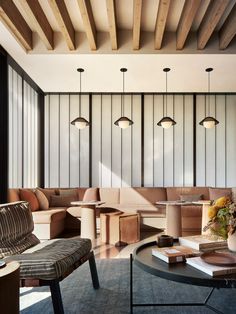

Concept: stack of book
[[151, 235, 236, 276], [178, 235, 236, 277], [186, 256, 236, 277], [152, 246, 200, 263], [178, 235, 227, 251]]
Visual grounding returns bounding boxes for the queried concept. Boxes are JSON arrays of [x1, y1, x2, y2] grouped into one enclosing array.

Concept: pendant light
[[114, 68, 134, 129], [157, 68, 176, 129], [199, 68, 219, 129], [71, 68, 89, 130]]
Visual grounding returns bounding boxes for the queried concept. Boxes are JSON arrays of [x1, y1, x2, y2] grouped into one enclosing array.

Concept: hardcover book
[[178, 235, 227, 251], [152, 246, 200, 264], [186, 256, 236, 277]]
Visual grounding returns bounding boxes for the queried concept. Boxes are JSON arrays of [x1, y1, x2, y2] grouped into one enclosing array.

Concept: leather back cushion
[[0, 202, 39, 258], [19, 189, 39, 212], [77, 188, 88, 200], [166, 187, 210, 201], [59, 188, 78, 197], [120, 187, 167, 204], [99, 188, 120, 203], [83, 187, 100, 201], [209, 188, 232, 201]]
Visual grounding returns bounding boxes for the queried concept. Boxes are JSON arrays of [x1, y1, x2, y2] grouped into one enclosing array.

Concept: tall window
[[8, 66, 40, 188]]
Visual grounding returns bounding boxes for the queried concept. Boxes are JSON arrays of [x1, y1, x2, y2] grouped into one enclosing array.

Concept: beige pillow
[[35, 189, 49, 210], [180, 194, 203, 202]]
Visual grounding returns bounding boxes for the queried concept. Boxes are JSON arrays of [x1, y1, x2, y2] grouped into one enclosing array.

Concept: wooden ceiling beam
[[106, 0, 117, 50], [176, 0, 201, 50], [0, 0, 32, 51], [198, 0, 229, 49], [133, 0, 142, 50], [77, 0, 96, 50], [219, 4, 236, 49], [18, 0, 54, 50], [48, 0, 75, 50], [154, 0, 170, 50]]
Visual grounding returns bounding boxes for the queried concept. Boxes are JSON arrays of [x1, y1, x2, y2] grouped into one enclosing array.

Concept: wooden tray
[[201, 252, 236, 266]]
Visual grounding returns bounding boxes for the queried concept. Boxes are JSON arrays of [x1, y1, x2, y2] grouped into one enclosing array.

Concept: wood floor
[[61, 228, 163, 259]]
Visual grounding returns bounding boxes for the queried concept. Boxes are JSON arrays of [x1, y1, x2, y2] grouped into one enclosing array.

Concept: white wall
[[44, 94, 90, 187], [92, 94, 142, 187], [196, 95, 236, 187], [144, 95, 193, 186], [44, 93, 236, 188]]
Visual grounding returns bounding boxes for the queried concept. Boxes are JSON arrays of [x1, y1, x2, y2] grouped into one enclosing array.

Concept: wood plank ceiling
[[0, 0, 236, 52]]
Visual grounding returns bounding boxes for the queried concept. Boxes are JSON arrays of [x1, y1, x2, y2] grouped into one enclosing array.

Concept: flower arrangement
[[204, 196, 236, 239]]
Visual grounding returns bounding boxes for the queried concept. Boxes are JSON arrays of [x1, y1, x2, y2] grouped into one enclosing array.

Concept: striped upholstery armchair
[[0, 201, 99, 314]]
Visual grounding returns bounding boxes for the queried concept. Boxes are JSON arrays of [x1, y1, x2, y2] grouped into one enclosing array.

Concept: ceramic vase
[[227, 232, 236, 252]]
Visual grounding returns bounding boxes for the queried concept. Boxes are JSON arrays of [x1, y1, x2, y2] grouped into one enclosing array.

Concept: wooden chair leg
[[50, 280, 64, 314], [89, 252, 100, 289]]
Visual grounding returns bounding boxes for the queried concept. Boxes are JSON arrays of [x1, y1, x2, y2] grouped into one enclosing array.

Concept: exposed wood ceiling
[[0, 0, 236, 53]]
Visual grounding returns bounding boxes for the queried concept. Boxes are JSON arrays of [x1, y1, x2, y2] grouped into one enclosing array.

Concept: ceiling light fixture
[[157, 68, 176, 129], [114, 68, 134, 129], [71, 68, 89, 130], [199, 68, 219, 129]]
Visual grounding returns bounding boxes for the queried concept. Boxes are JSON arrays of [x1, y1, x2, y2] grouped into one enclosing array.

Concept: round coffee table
[[130, 241, 236, 313]]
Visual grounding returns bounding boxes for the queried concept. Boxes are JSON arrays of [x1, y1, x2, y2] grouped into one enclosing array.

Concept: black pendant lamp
[[114, 68, 134, 129], [199, 68, 219, 129], [157, 68, 176, 129], [71, 68, 89, 130]]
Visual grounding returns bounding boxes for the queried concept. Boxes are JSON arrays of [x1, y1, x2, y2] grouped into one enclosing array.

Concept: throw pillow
[[7, 189, 21, 202], [19, 189, 39, 212], [37, 187, 57, 202], [35, 189, 49, 210], [209, 188, 232, 201], [0, 201, 40, 258], [180, 194, 203, 202], [59, 188, 78, 198], [83, 187, 100, 202], [50, 195, 77, 207]]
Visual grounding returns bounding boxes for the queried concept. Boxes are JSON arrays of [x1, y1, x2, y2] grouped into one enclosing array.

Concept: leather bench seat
[[7, 186, 236, 239], [32, 208, 66, 224]]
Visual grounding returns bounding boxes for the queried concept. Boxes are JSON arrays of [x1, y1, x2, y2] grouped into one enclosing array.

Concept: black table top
[[133, 241, 236, 289]]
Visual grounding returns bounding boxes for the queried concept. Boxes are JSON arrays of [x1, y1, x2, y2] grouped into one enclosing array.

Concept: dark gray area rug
[[20, 258, 236, 314]]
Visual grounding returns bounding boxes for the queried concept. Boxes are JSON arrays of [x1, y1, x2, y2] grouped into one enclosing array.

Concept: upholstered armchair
[[0, 201, 99, 314]]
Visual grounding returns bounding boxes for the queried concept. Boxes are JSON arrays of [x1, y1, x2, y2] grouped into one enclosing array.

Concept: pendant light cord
[[165, 70, 168, 116], [208, 70, 210, 116], [122, 70, 125, 116], [79, 71, 82, 116]]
